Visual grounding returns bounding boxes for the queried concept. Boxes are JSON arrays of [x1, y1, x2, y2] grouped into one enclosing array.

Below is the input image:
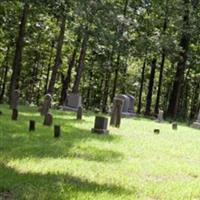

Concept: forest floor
[[0, 105, 200, 200]]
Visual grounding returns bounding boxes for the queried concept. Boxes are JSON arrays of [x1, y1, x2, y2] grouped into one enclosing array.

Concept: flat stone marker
[[43, 113, 53, 126], [191, 110, 200, 129], [154, 129, 160, 134], [172, 123, 178, 130], [110, 98, 124, 128], [29, 120, 35, 132], [76, 106, 83, 120], [11, 109, 18, 121], [40, 94, 52, 116], [91, 116, 109, 134], [54, 125, 61, 138]]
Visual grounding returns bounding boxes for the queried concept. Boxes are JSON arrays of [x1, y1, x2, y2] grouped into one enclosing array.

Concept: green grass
[[0, 105, 200, 200]]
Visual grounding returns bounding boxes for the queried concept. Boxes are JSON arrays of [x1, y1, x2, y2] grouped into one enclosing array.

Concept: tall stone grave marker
[[110, 98, 124, 128], [157, 109, 164, 123], [40, 94, 52, 116]]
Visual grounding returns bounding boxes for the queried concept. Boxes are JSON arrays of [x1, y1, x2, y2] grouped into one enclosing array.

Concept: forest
[[0, 0, 200, 120]]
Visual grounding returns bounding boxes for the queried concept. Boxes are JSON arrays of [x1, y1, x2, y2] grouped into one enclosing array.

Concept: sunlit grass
[[0, 104, 200, 200]]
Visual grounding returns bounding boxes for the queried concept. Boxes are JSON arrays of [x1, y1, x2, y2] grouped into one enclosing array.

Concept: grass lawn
[[0, 105, 200, 200]]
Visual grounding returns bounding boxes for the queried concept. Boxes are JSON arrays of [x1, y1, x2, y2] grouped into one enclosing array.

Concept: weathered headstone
[[43, 113, 53, 126], [172, 123, 178, 130], [157, 109, 164, 123], [127, 95, 135, 114], [113, 94, 135, 117], [76, 106, 83, 120], [29, 120, 35, 132], [110, 98, 124, 128], [11, 109, 18, 121], [91, 116, 109, 134], [191, 110, 200, 129], [63, 93, 82, 112], [40, 94, 52, 116], [11, 90, 20, 109], [54, 125, 61, 138]]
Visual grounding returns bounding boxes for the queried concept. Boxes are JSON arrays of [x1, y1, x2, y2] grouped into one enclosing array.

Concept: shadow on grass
[[0, 164, 135, 199], [0, 106, 123, 164]]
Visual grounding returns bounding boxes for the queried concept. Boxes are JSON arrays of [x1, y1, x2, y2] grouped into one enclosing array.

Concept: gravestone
[[191, 110, 200, 129], [76, 106, 83, 120], [54, 125, 61, 138], [43, 113, 53, 126], [29, 120, 35, 132], [157, 109, 164, 123], [127, 95, 135, 114], [11, 109, 18, 121], [11, 90, 20, 109], [114, 94, 135, 117], [62, 93, 82, 112], [110, 98, 124, 128], [40, 94, 52, 116], [91, 116, 109, 134], [172, 122, 178, 130]]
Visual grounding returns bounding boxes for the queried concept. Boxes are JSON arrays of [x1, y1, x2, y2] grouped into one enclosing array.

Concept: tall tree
[[9, 2, 29, 103]]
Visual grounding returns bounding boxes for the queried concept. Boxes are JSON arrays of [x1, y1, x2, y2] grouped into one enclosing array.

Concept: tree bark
[[145, 58, 157, 115], [47, 15, 66, 94], [0, 47, 10, 103], [9, 3, 29, 103], [167, 0, 190, 119], [59, 47, 77, 105], [72, 30, 89, 93], [44, 40, 54, 94], [137, 59, 146, 114]]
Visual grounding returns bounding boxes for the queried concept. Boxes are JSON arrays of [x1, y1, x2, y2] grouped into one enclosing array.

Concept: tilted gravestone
[[63, 93, 82, 112], [157, 109, 164, 123], [110, 98, 124, 128], [40, 94, 52, 116], [76, 106, 83, 120], [11, 90, 20, 109], [191, 110, 200, 129], [43, 113, 53, 126], [91, 116, 109, 134]]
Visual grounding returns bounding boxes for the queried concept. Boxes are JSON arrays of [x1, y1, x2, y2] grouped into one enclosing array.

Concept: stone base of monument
[[191, 122, 200, 129], [121, 112, 136, 118], [91, 116, 109, 134], [62, 106, 79, 112]]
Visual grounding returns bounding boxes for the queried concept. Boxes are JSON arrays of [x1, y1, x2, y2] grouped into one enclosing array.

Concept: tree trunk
[[44, 40, 54, 94], [137, 59, 146, 114], [102, 69, 111, 113], [167, 0, 190, 119], [59, 47, 77, 105], [145, 58, 157, 115], [9, 3, 29, 103], [72, 30, 89, 93], [47, 15, 66, 94], [154, 51, 165, 113]]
